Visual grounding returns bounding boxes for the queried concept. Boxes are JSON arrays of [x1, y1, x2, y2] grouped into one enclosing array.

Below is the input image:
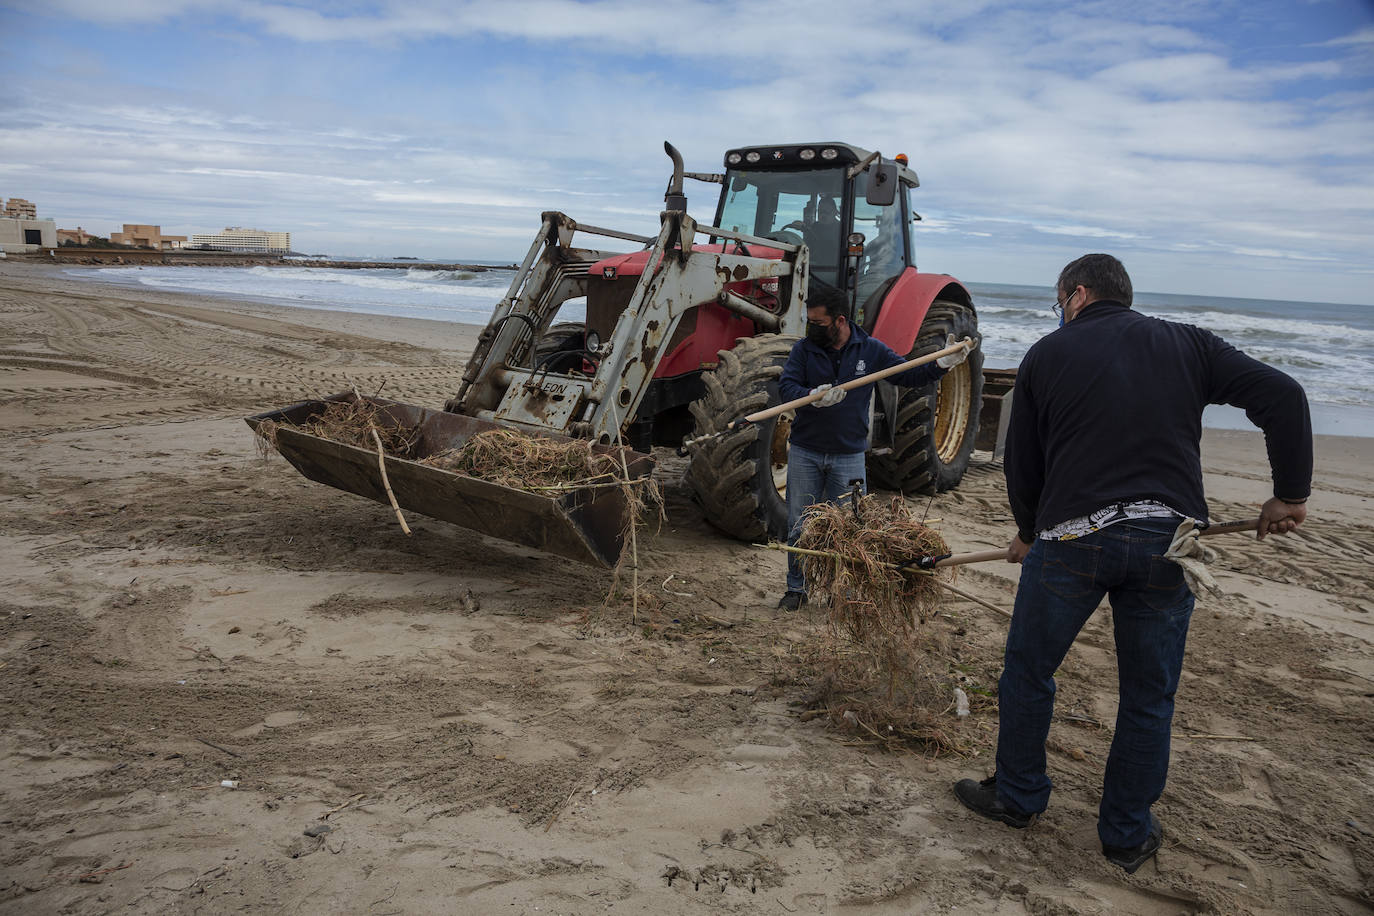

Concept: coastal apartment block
[[190, 227, 290, 254], [3, 197, 37, 219], [110, 224, 188, 250], [0, 196, 56, 253]]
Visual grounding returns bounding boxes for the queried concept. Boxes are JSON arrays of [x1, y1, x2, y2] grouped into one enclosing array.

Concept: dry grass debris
[[794, 494, 981, 753], [422, 427, 623, 490], [796, 494, 952, 628], [253, 397, 421, 461]]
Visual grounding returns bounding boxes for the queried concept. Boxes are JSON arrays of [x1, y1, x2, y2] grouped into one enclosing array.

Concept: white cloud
[[1227, 246, 1339, 262], [1320, 24, 1374, 47], [3, 1, 1371, 302], [1036, 224, 1148, 240], [33, 0, 217, 22]]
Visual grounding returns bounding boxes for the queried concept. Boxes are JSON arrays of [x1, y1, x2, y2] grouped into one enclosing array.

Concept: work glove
[[809, 384, 847, 407], [936, 334, 978, 369]]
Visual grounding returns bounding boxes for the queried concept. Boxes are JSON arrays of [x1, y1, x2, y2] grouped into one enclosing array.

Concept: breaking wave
[[65, 267, 1372, 423]]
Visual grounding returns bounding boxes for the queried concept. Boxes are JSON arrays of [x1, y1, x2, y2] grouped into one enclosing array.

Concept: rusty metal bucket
[[245, 394, 654, 568]]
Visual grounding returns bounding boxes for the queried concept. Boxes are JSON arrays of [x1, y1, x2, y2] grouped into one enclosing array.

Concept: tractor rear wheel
[[868, 301, 983, 494], [685, 334, 798, 541]]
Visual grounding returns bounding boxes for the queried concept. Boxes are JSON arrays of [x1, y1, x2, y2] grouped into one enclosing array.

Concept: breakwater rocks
[[288, 259, 517, 272]]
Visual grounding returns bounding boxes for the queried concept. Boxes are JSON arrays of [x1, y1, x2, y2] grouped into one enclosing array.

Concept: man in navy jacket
[[954, 253, 1311, 873], [776, 281, 975, 610]]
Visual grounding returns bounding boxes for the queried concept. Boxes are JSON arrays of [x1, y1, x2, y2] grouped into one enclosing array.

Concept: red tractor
[[252, 141, 984, 565], [676, 142, 983, 540]]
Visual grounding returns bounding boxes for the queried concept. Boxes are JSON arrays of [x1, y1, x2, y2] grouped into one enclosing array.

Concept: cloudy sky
[[2, 0, 1372, 304]]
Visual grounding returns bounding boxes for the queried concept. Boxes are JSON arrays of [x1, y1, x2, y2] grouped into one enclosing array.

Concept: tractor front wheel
[[868, 301, 983, 494], [532, 321, 588, 372], [685, 334, 798, 541]]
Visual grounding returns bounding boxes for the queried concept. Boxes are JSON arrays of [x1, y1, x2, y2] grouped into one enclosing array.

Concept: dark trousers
[[785, 444, 867, 593], [995, 518, 1194, 848]]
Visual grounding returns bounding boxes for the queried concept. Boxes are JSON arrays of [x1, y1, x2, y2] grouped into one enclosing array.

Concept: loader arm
[[451, 209, 810, 445]]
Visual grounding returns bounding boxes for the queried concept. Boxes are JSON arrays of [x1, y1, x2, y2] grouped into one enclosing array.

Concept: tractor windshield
[[716, 168, 845, 287]]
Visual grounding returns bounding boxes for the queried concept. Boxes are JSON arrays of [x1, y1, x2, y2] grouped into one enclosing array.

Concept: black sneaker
[[953, 775, 1036, 829], [1103, 812, 1162, 874], [777, 590, 807, 611]]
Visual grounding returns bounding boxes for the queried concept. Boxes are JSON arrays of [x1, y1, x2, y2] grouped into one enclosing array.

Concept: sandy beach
[[1, 260, 1371, 915]]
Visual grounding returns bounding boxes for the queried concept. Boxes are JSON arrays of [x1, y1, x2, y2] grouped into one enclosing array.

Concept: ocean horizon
[[68, 263, 1374, 438]]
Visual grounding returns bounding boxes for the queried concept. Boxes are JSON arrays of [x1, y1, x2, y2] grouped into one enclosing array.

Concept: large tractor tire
[[530, 321, 596, 373], [868, 300, 984, 494], [532, 321, 588, 372], [685, 334, 799, 541]]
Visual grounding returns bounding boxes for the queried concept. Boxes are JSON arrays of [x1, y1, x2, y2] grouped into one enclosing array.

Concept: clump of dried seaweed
[[254, 396, 422, 460], [794, 634, 982, 754], [252, 418, 282, 461], [793, 494, 978, 754], [796, 493, 952, 630], [421, 427, 623, 490]]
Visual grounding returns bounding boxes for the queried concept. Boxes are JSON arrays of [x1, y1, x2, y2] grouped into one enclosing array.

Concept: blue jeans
[[994, 518, 1194, 849], [785, 444, 867, 593]]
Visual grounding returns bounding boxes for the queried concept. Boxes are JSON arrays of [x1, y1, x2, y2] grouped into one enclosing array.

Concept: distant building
[[190, 227, 290, 254], [3, 197, 36, 218], [57, 226, 98, 246], [110, 224, 187, 250], [0, 197, 56, 253]]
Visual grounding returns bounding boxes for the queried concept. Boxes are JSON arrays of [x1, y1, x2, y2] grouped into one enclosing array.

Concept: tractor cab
[[713, 142, 919, 319]]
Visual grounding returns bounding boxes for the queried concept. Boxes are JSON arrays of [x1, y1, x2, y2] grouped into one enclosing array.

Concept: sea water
[[71, 265, 1374, 436]]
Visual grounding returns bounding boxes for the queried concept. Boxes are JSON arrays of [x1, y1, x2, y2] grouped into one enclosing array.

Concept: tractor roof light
[[745, 151, 761, 163], [895, 153, 910, 166], [798, 148, 815, 160], [726, 152, 742, 165], [820, 148, 838, 160]]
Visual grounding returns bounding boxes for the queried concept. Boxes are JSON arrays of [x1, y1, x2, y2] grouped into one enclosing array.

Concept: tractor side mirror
[[731, 175, 748, 192], [864, 159, 898, 207]]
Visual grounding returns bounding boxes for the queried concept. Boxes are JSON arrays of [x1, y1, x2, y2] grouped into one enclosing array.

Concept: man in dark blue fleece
[[776, 281, 976, 611], [954, 253, 1311, 874]]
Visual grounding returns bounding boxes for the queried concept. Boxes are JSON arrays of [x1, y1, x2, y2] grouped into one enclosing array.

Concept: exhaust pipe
[[663, 141, 687, 212]]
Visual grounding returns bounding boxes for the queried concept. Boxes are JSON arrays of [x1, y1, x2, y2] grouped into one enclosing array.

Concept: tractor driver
[[776, 280, 976, 610], [812, 196, 841, 234], [803, 197, 843, 272]]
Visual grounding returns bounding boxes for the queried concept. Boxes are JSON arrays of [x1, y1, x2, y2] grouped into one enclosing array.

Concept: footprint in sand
[[231, 709, 310, 738]]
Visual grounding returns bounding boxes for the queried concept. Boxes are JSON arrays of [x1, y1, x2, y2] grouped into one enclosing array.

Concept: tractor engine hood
[[589, 242, 788, 279]]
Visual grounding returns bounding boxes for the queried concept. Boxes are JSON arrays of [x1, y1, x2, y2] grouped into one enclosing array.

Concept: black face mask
[[807, 321, 836, 348]]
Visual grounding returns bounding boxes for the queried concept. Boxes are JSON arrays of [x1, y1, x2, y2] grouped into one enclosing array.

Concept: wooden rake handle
[[677, 337, 973, 455], [900, 548, 1006, 569], [1201, 519, 1260, 536], [743, 337, 973, 425]]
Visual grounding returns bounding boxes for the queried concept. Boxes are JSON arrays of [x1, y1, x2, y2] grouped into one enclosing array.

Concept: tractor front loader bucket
[[246, 394, 654, 568]]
